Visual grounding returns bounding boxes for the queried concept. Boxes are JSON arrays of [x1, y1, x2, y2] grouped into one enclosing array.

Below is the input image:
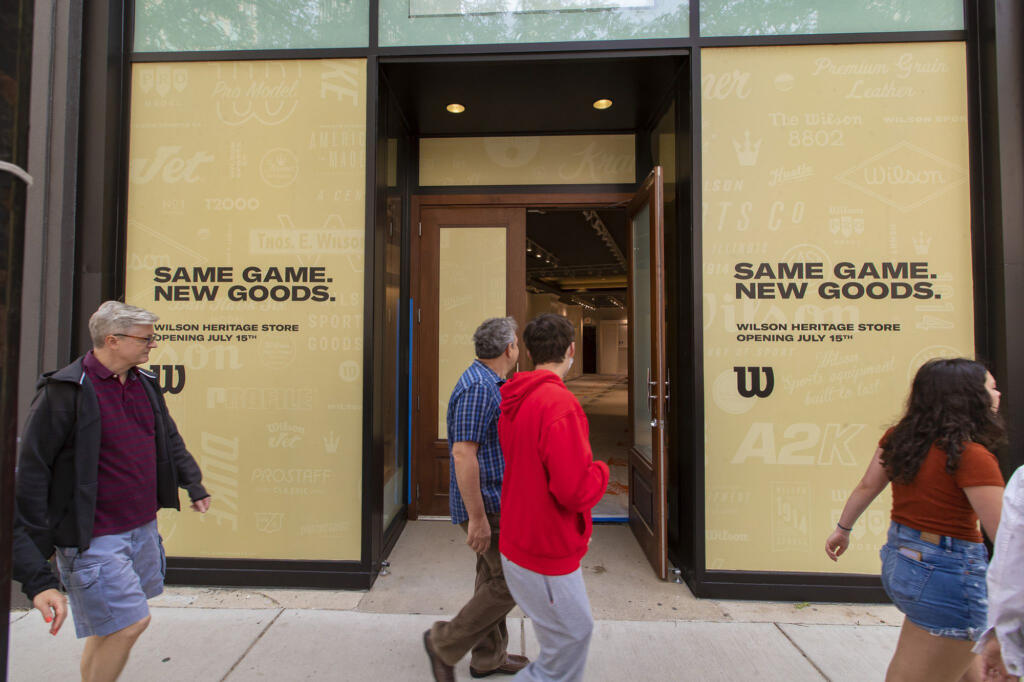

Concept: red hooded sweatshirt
[[498, 370, 610, 575]]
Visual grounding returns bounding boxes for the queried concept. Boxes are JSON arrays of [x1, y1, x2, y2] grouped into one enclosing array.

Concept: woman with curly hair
[[825, 358, 1006, 682]]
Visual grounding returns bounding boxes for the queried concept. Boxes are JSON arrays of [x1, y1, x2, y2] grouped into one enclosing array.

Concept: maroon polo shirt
[[83, 351, 159, 537]]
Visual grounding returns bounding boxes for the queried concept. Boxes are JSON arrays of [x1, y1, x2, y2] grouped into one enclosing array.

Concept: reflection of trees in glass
[[135, 0, 367, 51], [380, 0, 688, 45], [700, 0, 961, 36]]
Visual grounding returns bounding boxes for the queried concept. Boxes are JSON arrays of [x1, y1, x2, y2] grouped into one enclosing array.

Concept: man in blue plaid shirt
[[425, 316, 529, 681]]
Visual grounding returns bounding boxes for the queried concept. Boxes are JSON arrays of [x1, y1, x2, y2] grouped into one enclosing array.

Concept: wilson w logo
[[733, 366, 774, 398], [149, 364, 186, 395]]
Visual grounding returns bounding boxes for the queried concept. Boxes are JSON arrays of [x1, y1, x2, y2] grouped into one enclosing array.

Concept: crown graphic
[[324, 430, 342, 454], [913, 231, 932, 255], [733, 130, 762, 167]]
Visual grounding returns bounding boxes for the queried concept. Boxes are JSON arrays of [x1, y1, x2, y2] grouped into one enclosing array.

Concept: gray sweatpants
[[501, 556, 594, 682]]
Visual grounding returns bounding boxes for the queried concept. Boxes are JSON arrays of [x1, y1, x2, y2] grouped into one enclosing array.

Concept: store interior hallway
[[566, 373, 629, 520]]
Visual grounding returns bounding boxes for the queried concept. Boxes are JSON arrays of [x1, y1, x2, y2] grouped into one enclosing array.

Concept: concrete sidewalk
[[9, 608, 899, 681], [8, 522, 901, 680]]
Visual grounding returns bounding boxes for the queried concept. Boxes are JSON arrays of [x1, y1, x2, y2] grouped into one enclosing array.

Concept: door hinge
[[418, 221, 422, 237], [416, 483, 421, 501], [417, 308, 421, 324], [416, 395, 421, 411]]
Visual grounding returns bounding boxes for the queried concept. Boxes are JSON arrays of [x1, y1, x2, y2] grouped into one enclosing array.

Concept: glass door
[[627, 167, 669, 579]]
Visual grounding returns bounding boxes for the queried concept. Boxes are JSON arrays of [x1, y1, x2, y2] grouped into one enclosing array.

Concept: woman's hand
[[825, 528, 850, 561]]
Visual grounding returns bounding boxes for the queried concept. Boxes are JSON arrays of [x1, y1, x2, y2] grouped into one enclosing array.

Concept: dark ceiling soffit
[[383, 54, 686, 135]]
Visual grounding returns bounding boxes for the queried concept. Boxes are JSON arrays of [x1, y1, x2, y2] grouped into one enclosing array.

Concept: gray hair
[[88, 301, 159, 347], [473, 317, 517, 359]]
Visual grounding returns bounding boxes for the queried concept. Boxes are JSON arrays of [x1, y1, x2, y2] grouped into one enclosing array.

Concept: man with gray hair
[[424, 316, 529, 681], [13, 300, 210, 681]]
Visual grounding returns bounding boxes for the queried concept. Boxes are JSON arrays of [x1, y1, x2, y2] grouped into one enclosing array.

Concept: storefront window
[[701, 43, 973, 574], [134, 0, 369, 51], [125, 59, 367, 561], [381, 93, 407, 530], [701, 0, 963, 36], [379, 0, 688, 47]]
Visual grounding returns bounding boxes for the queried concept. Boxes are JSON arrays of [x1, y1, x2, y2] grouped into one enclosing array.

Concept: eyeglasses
[[115, 333, 157, 345]]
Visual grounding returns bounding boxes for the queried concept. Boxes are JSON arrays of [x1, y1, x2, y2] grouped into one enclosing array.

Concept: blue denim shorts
[[55, 519, 166, 638], [880, 521, 988, 641]]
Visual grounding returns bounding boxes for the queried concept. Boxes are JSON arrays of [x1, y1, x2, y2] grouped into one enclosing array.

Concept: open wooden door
[[627, 167, 669, 579], [411, 206, 526, 517]]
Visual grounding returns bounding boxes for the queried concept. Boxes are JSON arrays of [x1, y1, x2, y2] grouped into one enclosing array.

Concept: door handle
[[665, 368, 671, 415], [647, 367, 658, 427]]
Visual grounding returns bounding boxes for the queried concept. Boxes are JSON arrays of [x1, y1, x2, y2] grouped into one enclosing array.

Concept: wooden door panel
[[627, 167, 668, 579], [413, 206, 526, 517], [629, 451, 655, 530]]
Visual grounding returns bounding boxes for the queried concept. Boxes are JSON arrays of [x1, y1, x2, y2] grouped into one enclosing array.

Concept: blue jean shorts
[[55, 519, 166, 638], [880, 521, 988, 641]]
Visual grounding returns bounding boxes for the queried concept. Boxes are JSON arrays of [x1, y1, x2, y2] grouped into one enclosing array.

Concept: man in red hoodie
[[497, 313, 610, 682]]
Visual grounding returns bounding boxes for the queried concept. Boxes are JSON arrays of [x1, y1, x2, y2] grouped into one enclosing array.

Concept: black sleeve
[[156, 388, 208, 501], [13, 383, 73, 597], [13, 509, 60, 599]]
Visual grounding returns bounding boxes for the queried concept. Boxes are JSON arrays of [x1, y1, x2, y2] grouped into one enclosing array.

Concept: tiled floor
[[566, 373, 629, 519]]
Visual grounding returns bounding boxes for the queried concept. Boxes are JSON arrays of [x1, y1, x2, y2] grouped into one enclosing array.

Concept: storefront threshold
[[166, 559, 376, 591], [692, 571, 888, 604]]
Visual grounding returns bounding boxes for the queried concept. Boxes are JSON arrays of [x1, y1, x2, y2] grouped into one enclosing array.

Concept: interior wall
[[585, 308, 628, 374], [420, 135, 635, 186], [526, 293, 584, 380], [598, 319, 628, 374]]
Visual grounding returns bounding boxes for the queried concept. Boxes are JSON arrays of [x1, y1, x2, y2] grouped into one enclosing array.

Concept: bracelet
[[836, 522, 853, 532]]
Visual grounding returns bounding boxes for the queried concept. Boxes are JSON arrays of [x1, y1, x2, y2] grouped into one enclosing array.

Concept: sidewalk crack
[[774, 622, 831, 681], [220, 608, 285, 681], [253, 591, 283, 608]]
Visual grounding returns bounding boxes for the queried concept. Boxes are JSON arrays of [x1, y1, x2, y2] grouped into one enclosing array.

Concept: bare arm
[[451, 441, 490, 553], [964, 485, 1003, 541], [826, 447, 890, 561]]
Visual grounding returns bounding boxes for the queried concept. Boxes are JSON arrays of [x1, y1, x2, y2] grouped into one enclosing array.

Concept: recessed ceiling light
[[446, 103, 465, 114], [592, 99, 613, 110]]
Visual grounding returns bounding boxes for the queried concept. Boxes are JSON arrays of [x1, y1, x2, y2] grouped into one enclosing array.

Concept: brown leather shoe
[[423, 630, 456, 682], [469, 653, 529, 678]]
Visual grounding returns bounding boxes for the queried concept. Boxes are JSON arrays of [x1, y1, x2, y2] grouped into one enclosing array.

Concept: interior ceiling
[[382, 54, 686, 135], [527, 208, 628, 310]]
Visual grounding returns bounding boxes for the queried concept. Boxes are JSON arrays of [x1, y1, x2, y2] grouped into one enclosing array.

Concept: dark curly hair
[[882, 358, 1005, 484]]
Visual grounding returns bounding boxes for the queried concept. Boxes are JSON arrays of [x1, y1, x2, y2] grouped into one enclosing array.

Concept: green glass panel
[[701, 0, 962, 36], [380, 0, 688, 47], [134, 0, 369, 51]]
